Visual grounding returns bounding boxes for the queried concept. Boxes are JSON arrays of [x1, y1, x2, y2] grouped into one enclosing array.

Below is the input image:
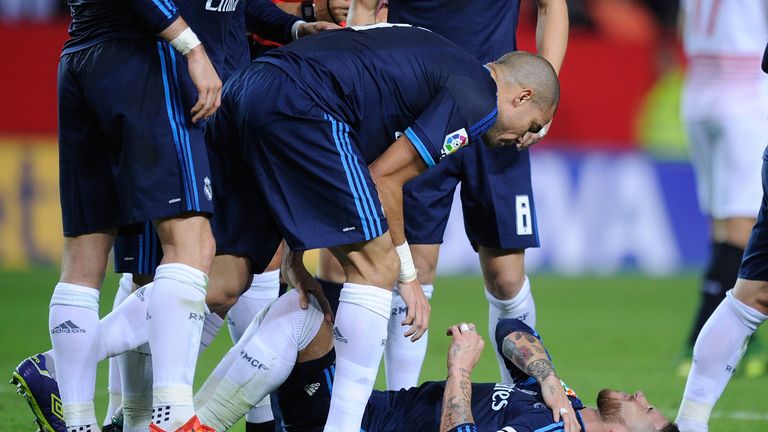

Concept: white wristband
[[170, 27, 201, 56], [395, 242, 417, 283], [292, 20, 306, 41]]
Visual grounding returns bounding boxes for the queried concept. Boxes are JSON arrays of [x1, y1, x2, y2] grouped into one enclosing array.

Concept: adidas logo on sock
[[333, 327, 348, 343], [304, 382, 321, 396], [51, 320, 85, 334]]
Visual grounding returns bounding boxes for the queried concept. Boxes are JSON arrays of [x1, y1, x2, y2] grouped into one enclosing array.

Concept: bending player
[[204, 23, 558, 432], [676, 40, 768, 432], [320, 0, 569, 390], [192, 289, 678, 432]]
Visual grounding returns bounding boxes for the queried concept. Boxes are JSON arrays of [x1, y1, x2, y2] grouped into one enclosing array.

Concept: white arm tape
[[292, 20, 306, 41], [395, 242, 418, 283], [170, 27, 201, 56]]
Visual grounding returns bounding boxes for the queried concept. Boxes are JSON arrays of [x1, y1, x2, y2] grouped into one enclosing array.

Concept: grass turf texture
[[1, 269, 766, 431]]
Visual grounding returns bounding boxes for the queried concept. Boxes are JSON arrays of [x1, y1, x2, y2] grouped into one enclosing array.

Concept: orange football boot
[[149, 416, 216, 432]]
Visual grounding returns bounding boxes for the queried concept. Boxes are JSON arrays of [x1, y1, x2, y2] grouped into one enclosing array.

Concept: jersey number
[[515, 195, 533, 236]]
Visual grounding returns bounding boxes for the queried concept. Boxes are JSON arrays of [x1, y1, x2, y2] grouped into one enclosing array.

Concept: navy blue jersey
[[363, 381, 585, 432], [277, 318, 585, 432], [363, 319, 585, 431], [387, 0, 521, 63], [255, 24, 498, 167], [63, 0, 297, 78], [205, 0, 300, 80]]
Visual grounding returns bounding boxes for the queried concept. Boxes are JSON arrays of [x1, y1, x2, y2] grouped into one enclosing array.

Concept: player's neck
[[579, 407, 623, 432]]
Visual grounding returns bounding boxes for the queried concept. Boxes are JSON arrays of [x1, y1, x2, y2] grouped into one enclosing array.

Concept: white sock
[[385, 284, 433, 390], [198, 310, 224, 355], [49, 283, 100, 429], [197, 290, 322, 431], [486, 277, 536, 384], [228, 270, 280, 342], [120, 344, 153, 432], [104, 274, 134, 426], [97, 283, 153, 360], [677, 290, 768, 431], [148, 263, 208, 430], [246, 396, 274, 424], [41, 349, 56, 379], [195, 296, 275, 410], [226, 269, 280, 422], [324, 283, 391, 432]]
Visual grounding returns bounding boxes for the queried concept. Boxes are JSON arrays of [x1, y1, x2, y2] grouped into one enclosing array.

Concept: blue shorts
[[206, 127, 282, 274], [113, 223, 163, 275], [207, 63, 388, 264], [738, 147, 768, 281], [403, 139, 539, 251], [58, 38, 213, 236]]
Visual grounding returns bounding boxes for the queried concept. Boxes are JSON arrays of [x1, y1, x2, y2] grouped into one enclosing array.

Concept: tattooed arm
[[502, 331, 581, 432], [439, 323, 484, 432]]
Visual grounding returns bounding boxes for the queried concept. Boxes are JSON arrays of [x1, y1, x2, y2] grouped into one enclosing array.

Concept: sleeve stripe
[[159, 0, 178, 15], [534, 421, 565, 432], [151, 0, 173, 19], [404, 127, 436, 168]]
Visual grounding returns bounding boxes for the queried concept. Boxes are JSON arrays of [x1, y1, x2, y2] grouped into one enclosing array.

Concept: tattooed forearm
[[526, 359, 555, 381], [502, 332, 558, 384], [440, 368, 474, 432]]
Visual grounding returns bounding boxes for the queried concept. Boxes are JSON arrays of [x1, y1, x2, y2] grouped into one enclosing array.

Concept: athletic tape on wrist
[[395, 242, 417, 283], [170, 27, 201, 56]]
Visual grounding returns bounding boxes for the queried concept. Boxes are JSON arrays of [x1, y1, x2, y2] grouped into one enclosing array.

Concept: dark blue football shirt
[[62, 0, 298, 76], [387, 0, 521, 63], [253, 24, 499, 167], [360, 318, 585, 432]]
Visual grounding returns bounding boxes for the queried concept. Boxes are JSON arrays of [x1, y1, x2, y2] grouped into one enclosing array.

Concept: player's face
[[483, 86, 554, 148], [599, 390, 669, 431]]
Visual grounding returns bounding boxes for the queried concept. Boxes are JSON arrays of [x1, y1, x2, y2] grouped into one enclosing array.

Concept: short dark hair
[[492, 51, 560, 111], [660, 423, 680, 432]]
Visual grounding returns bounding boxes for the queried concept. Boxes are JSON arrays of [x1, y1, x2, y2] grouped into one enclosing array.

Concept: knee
[[205, 272, 249, 316], [205, 281, 243, 316], [413, 253, 437, 286], [486, 271, 526, 300]]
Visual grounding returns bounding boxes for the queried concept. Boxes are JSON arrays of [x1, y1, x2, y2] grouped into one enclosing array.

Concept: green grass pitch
[[1, 269, 766, 431]]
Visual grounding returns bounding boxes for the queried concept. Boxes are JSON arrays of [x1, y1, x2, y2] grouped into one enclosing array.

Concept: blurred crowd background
[[0, 0, 713, 276]]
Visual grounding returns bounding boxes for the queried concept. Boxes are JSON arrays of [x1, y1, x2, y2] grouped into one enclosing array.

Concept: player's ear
[[513, 88, 534, 107]]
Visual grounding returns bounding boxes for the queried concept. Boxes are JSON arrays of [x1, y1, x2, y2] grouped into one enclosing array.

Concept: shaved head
[[492, 51, 560, 112]]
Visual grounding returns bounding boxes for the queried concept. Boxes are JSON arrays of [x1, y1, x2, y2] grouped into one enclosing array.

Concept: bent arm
[[502, 330, 581, 431], [502, 330, 560, 394], [368, 135, 427, 247], [440, 367, 476, 432], [245, 0, 301, 43], [535, 0, 569, 74], [440, 324, 484, 432]]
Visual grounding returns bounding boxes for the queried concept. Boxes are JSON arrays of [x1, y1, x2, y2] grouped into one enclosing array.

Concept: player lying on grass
[[13, 288, 678, 432], [190, 290, 678, 432]]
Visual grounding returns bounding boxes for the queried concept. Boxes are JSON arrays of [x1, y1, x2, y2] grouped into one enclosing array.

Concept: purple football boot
[[10, 354, 65, 432]]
